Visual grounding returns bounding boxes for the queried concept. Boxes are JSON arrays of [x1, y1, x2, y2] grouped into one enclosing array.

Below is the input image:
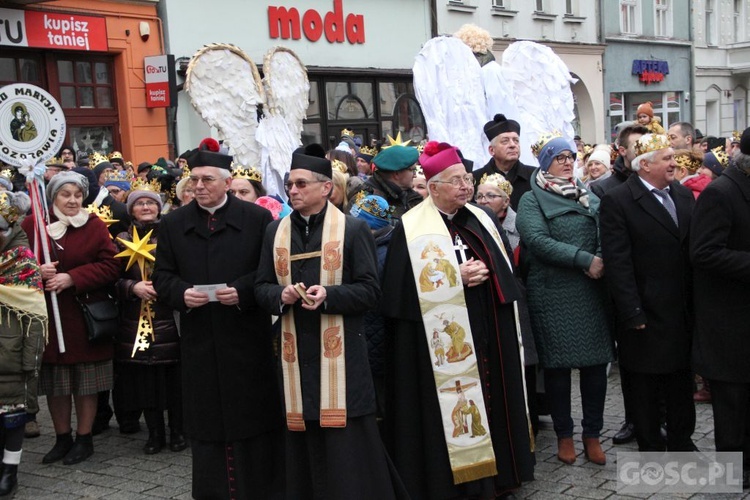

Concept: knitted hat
[[349, 193, 392, 230], [418, 141, 463, 180], [636, 101, 654, 118], [586, 148, 611, 169], [93, 161, 114, 180], [371, 145, 419, 172], [537, 137, 575, 172], [703, 149, 728, 177], [126, 190, 163, 214], [47, 171, 89, 201], [483, 114, 521, 141], [0, 191, 30, 229]]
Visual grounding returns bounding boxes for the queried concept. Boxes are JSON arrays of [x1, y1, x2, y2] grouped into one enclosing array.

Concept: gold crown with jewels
[[104, 170, 133, 184], [711, 146, 730, 167], [230, 164, 262, 182], [88, 152, 109, 169], [109, 151, 124, 162], [732, 130, 742, 144], [0, 192, 21, 225], [531, 130, 563, 158], [331, 159, 348, 174], [130, 177, 162, 193], [479, 173, 513, 196], [341, 128, 355, 138], [633, 134, 671, 157], [85, 204, 114, 221], [359, 145, 378, 157], [352, 190, 394, 220], [45, 157, 64, 167], [674, 151, 702, 174]]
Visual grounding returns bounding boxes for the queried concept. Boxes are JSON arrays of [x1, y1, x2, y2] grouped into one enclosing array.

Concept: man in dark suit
[[472, 114, 535, 211], [691, 127, 750, 486], [600, 133, 696, 452], [152, 138, 283, 499]]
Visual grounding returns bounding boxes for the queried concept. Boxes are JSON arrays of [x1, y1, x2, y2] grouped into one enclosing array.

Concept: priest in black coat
[[382, 142, 534, 500], [152, 139, 283, 499]]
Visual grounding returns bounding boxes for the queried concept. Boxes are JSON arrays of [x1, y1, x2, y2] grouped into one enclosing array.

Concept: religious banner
[[0, 83, 66, 166]]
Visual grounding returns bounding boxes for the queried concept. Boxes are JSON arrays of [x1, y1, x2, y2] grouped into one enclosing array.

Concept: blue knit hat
[[349, 193, 392, 230], [537, 137, 575, 172]]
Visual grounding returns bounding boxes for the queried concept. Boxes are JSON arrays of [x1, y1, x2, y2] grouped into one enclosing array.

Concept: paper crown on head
[[418, 141, 463, 180], [357, 145, 377, 162], [331, 159, 348, 174], [0, 192, 23, 226], [484, 113, 521, 141], [85, 204, 114, 222], [45, 157, 65, 167], [674, 150, 703, 174], [341, 128, 355, 138], [230, 164, 262, 182], [130, 177, 162, 193], [349, 191, 393, 230], [479, 173, 513, 196], [0, 168, 12, 180], [88, 152, 109, 169], [103, 170, 133, 190], [711, 146, 730, 167], [383, 131, 411, 149], [531, 130, 563, 158], [732, 130, 742, 144], [109, 151, 124, 165], [633, 134, 671, 157]]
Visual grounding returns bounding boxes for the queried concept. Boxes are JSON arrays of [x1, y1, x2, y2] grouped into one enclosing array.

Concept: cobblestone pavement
[[14, 365, 750, 499]]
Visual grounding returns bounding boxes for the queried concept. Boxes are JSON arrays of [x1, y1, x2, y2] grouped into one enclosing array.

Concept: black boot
[[42, 432, 73, 464], [0, 464, 17, 497], [169, 430, 187, 452], [62, 433, 93, 465], [167, 402, 187, 452], [143, 410, 166, 455]]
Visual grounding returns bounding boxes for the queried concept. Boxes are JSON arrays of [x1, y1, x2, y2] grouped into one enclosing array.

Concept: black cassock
[[382, 207, 535, 500]]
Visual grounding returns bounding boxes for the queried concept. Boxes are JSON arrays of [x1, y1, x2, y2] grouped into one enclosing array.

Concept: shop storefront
[[0, 1, 170, 163], [162, 0, 432, 151]]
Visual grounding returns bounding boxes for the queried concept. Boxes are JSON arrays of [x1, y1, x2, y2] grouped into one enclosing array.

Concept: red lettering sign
[[144, 55, 171, 108], [639, 70, 665, 85], [268, 0, 365, 45]]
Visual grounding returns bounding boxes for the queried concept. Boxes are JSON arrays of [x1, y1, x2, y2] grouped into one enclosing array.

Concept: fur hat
[[636, 101, 654, 118]]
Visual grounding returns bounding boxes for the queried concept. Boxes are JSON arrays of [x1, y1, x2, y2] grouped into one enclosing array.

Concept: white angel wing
[[501, 41, 578, 166], [481, 61, 521, 158], [257, 47, 310, 198], [185, 43, 265, 169], [414, 36, 489, 167]]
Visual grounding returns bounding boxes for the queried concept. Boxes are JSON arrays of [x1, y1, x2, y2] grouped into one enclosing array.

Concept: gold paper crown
[[732, 130, 742, 144], [88, 152, 109, 169], [45, 157, 64, 167], [479, 173, 513, 196], [531, 130, 563, 158], [711, 146, 730, 167], [414, 165, 425, 178], [109, 151, 124, 162], [633, 134, 670, 157], [416, 143, 425, 154], [352, 191, 394, 220], [85, 204, 114, 221], [341, 128, 355, 138], [674, 151, 703, 174], [230, 164, 262, 182], [104, 170, 133, 184], [331, 159, 348, 174], [130, 177, 162, 193], [125, 160, 134, 170], [180, 165, 191, 180], [359, 145, 377, 157], [0, 168, 13, 180], [0, 192, 21, 225]]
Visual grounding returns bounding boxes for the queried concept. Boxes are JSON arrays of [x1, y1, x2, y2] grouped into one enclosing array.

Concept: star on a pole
[[383, 131, 411, 148], [115, 227, 156, 272]]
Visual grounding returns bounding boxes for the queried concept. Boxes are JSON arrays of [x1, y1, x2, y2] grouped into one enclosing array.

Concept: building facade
[[0, 0, 170, 164], [602, 0, 692, 142], [692, 0, 750, 138], [435, 0, 607, 144], [159, 0, 433, 153]]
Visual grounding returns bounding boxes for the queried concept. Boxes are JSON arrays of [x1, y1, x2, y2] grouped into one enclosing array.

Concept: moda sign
[[0, 7, 108, 51], [268, 0, 365, 44]]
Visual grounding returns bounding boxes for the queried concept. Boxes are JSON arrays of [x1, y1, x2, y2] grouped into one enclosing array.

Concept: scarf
[[536, 170, 590, 208], [47, 206, 89, 240], [273, 202, 347, 430], [0, 246, 48, 342]]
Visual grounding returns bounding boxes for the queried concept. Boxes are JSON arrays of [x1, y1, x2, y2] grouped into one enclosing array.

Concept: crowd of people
[[0, 115, 748, 499]]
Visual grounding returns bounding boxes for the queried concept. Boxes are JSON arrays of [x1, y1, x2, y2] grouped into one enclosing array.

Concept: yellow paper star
[[115, 227, 156, 272], [383, 131, 411, 149]]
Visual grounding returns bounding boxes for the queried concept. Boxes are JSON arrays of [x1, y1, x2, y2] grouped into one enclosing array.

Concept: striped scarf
[[536, 170, 590, 208]]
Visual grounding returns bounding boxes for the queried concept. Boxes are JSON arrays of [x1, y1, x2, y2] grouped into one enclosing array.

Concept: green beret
[[372, 145, 419, 172]]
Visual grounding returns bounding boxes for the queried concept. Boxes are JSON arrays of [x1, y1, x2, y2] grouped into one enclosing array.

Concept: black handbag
[[77, 294, 119, 343]]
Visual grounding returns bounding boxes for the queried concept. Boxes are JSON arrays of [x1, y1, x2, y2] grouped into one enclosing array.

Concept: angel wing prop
[[501, 41, 577, 166], [256, 47, 310, 198], [413, 37, 489, 168], [185, 43, 265, 172], [481, 61, 522, 161]]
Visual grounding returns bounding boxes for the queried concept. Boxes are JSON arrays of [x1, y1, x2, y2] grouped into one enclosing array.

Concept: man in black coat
[[472, 114, 535, 211], [255, 146, 406, 499], [600, 133, 696, 452], [691, 127, 750, 486], [152, 140, 283, 499]]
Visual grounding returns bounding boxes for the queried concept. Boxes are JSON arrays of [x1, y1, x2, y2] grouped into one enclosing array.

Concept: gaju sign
[[0, 7, 108, 52], [144, 55, 176, 108], [268, 0, 365, 44], [0, 83, 66, 166], [632, 60, 669, 85]]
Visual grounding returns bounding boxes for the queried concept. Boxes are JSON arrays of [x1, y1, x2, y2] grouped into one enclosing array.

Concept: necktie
[[652, 188, 678, 227]]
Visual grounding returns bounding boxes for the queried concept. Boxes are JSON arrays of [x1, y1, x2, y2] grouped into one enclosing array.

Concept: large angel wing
[[185, 43, 265, 169], [257, 47, 310, 198], [481, 61, 521, 159], [413, 37, 489, 167], [501, 41, 577, 166]]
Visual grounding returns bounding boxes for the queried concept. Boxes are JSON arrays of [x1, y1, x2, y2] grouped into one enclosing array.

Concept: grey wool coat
[[516, 175, 615, 369]]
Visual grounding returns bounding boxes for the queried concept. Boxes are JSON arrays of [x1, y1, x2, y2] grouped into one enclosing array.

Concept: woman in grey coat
[[516, 136, 614, 466]]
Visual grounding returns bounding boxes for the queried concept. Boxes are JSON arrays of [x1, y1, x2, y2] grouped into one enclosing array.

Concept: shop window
[[620, 0, 640, 35], [326, 82, 373, 120], [0, 55, 43, 86], [57, 58, 114, 109], [609, 92, 625, 143], [68, 126, 115, 156]]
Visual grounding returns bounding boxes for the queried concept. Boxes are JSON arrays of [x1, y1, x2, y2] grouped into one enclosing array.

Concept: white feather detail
[[256, 115, 298, 200], [185, 44, 265, 169], [481, 61, 522, 162], [413, 37, 489, 168]]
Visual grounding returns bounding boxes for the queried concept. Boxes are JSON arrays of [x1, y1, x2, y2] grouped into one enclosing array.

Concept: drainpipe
[[688, 2, 696, 124]]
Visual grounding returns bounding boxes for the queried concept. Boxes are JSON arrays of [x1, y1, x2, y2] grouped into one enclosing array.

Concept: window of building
[[493, 0, 507, 7], [620, 0, 640, 35], [734, 95, 747, 131], [609, 93, 625, 143], [654, 0, 672, 38], [535, 0, 545, 12], [706, 0, 717, 46], [565, 0, 574, 15], [734, 0, 744, 43]]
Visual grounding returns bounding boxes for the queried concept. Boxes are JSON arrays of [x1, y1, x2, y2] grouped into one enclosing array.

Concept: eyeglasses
[[433, 174, 474, 188], [132, 200, 159, 208], [554, 154, 576, 165], [476, 193, 505, 201], [284, 179, 323, 191], [188, 176, 219, 185]]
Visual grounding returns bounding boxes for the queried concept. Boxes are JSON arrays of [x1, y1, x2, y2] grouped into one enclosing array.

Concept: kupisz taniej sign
[[144, 55, 177, 108], [0, 7, 108, 51], [0, 83, 66, 166]]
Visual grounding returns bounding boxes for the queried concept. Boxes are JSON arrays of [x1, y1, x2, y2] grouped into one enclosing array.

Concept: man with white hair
[[599, 134, 696, 452]]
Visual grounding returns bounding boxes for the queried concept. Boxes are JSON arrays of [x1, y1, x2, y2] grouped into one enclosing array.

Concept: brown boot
[[583, 437, 606, 465], [557, 437, 576, 464]]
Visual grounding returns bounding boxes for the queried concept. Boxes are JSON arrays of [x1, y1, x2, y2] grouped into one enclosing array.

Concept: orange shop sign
[[0, 7, 108, 52]]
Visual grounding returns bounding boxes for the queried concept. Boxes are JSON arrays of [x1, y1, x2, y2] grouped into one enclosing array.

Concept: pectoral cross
[[453, 234, 468, 263]]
